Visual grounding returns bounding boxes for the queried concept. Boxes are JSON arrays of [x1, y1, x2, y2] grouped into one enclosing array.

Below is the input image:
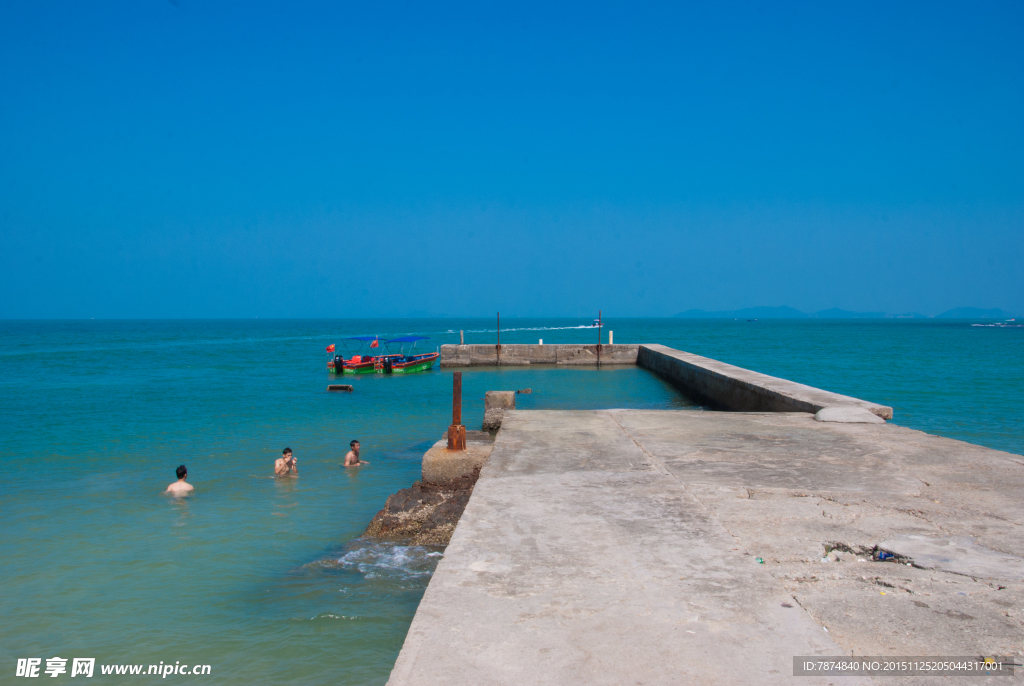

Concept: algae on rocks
[[362, 468, 480, 546]]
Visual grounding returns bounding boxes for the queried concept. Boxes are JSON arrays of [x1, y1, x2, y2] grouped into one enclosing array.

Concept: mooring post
[[453, 372, 462, 425], [460, 330, 464, 345], [447, 372, 466, 451], [496, 311, 501, 365], [597, 310, 602, 367]]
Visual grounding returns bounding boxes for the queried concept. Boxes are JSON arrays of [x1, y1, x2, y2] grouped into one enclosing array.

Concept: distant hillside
[[674, 306, 808, 319], [673, 307, 938, 319], [812, 308, 886, 319], [935, 307, 1015, 319]]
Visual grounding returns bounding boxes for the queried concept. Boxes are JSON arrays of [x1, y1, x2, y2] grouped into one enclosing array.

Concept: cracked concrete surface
[[388, 410, 1024, 685]]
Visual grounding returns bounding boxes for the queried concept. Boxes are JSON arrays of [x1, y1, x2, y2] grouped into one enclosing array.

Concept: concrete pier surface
[[388, 410, 1024, 685]]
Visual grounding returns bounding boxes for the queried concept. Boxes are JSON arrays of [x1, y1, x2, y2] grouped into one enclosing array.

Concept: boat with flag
[[326, 335, 438, 375], [328, 336, 382, 374]]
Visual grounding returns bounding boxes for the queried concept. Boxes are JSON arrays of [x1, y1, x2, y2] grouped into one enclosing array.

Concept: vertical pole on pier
[[496, 311, 501, 365], [453, 372, 462, 425], [447, 372, 466, 451], [460, 330, 464, 345], [597, 310, 602, 367]]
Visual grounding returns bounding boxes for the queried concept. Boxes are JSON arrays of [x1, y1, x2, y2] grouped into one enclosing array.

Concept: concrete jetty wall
[[439, 342, 892, 419], [637, 343, 893, 419], [440, 343, 639, 367]]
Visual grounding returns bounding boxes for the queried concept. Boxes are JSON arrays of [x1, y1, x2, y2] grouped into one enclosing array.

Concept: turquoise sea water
[[1, 319, 1020, 684]]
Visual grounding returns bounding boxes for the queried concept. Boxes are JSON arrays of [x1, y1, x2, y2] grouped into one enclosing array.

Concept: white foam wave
[[338, 540, 443, 579], [457, 325, 600, 334]]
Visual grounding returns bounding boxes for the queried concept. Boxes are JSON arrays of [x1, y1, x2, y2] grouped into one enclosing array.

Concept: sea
[[1, 318, 1020, 684]]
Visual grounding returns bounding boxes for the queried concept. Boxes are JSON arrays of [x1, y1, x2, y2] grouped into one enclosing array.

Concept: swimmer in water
[[275, 448, 298, 476], [165, 464, 194, 496], [344, 440, 368, 468]]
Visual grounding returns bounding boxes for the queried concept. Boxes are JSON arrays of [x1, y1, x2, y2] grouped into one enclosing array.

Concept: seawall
[[440, 342, 893, 420], [637, 344, 893, 419], [440, 343, 639, 366]]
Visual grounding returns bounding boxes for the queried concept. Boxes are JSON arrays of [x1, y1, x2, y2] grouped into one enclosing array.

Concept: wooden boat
[[379, 336, 438, 374], [344, 354, 387, 374], [328, 336, 384, 374], [326, 336, 437, 375]]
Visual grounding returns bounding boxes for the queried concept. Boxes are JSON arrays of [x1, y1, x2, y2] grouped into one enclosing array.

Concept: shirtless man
[[344, 440, 368, 468], [165, 465, 194, 496], [275, 448, 298, 476]]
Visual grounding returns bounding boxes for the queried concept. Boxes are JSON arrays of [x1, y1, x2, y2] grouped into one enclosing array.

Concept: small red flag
[[326, 344, 335, 353], [369, 338, 379, 348]]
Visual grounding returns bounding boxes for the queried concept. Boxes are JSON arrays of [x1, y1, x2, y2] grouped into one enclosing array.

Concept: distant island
[[674, 306, 1018, 319]]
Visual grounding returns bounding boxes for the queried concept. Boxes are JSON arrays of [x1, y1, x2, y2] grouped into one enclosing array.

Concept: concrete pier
[[389, 409, 1024, 685], [441, 343, 893, 420], [638, 344, 893, 419]]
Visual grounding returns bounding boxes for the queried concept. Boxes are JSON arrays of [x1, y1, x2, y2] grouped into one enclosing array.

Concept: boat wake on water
[[444, 324, 601, 334]]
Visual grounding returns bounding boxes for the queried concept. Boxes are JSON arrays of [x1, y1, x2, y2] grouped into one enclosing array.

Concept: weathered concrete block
[[484, 391, 516, 411], [482, 391, 516, 431], [421, 440, 492, 487]]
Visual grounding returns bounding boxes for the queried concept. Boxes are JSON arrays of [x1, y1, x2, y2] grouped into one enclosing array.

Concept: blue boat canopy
[[386, 336, 430, 343], [346, 336, 380, 341]]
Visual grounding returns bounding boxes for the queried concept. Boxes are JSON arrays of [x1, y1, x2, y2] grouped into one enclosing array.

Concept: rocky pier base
[[362, 431, 495, 546], [362, 469, 480, 546]]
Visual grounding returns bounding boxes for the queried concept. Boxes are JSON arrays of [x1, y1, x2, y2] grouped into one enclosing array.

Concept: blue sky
[[1, 1, 1021, 317]]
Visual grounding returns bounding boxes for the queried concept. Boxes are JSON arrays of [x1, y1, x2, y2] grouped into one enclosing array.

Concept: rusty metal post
[[452, 372, 462, 425], [447, 372, 466, 450], [597, 310, 602, 367], [496, 311, 501, 365]]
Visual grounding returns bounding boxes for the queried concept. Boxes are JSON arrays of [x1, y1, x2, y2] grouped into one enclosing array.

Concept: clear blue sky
[[1, 1, 1021, 318]]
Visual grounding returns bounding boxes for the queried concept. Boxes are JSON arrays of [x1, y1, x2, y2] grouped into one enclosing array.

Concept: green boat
[[381, 336, 438, 373], [327, 336, 437, 375], [327, 336, 383, 374]]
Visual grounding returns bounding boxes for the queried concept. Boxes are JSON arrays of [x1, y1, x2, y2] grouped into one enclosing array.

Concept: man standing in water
[[344, 440, 368, 468], [275, 448, 298, 476], [165, 465, 194, 495]]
